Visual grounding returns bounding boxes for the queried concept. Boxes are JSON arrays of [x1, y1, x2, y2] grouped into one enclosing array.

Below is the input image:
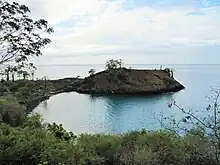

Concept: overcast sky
[[18, 0, 220, 65]]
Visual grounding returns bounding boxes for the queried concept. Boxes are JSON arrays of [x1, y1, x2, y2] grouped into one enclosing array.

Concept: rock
[[76, 68, 185, 95]]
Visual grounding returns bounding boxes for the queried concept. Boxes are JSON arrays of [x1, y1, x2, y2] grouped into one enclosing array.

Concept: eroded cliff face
[[76, 68, 185, 95]]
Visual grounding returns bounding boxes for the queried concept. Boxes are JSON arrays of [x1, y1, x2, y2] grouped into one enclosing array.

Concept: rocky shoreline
[[76, 84, 184, 96], [75, 68, 185, 95]]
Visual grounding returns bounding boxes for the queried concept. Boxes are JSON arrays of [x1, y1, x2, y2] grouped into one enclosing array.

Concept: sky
[[17, 0, 220, 64]]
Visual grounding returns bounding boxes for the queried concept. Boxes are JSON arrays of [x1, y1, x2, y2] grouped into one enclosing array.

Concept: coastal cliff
[[76, 68, 184, 95]]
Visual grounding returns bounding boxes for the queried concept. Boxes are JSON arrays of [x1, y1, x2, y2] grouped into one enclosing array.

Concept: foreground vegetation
[[0, 114, 218, 165]]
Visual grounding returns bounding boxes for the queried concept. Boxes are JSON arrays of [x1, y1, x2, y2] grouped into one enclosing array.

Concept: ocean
[[33, 64, 220, 134]]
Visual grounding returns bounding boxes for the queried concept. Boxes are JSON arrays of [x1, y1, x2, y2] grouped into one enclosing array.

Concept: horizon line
[[36, 63, 220, 67]]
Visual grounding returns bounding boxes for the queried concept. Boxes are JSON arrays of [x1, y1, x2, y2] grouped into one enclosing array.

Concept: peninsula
[[76, 67, 184, 95]]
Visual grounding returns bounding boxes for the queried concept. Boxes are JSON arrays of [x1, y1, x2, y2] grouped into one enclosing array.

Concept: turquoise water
[[33, 64, 220, 134]]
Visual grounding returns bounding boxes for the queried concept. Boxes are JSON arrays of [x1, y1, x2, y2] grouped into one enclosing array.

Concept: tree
[[4, 65, 11, 81], [30, 70, 35, 80], [0, 1, 53, 72], [159, 86, 220, 165], [117, 59, 123, 68], [88, 69, 96, 76], [170, 68, 174, 78], [105, 59, 124, 70], [28, 63, 37, 80], [10, 66, 17, 82], [17, 70, 22, 80], [2, 64, 18, 81], [164, 68, 174, 78], [22, 70, 29, 80]]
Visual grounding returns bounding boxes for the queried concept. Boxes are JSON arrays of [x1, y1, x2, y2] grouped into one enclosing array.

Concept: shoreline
[[26, 84, 184, 113]]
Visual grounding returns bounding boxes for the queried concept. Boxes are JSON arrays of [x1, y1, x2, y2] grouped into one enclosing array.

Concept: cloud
[[17, 0, 220, 64]]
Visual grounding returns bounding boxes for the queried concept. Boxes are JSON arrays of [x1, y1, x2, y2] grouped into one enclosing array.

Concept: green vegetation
[[105, 59, 124, 70], [1, 114, 219, 165], [0, 1, 220, 165], [164, 68, 175, 78], [0, 0, 53, 80], [88, 69, 96, 76]]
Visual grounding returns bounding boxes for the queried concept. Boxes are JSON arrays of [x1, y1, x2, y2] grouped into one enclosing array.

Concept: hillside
[[76, 68, 184, 95]]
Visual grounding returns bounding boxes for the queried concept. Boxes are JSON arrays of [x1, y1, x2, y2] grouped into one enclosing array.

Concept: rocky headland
[[76, 68, 184, 95]]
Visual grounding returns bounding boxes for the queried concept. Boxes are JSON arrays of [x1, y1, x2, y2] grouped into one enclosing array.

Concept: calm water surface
[[33, 64, 220, 134]]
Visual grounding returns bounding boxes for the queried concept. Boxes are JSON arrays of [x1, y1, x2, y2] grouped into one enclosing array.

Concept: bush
[[88, 69, 96, 76], [105, 59, 124, 70], [75, 134, 122, 164], [47, 122, 77, 141], [0, 95, 25, 126], [119, 131, 184, 165], [0, 116, 75, 165], [0, 114, 219, 165]]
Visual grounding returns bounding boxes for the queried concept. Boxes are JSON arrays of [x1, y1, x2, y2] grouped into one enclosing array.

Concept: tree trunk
[[6, 73, 9, 81], [12, 74, 15, 82], [31, 73, 34, 80]]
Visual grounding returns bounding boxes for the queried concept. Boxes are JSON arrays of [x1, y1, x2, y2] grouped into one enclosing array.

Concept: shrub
[[105, 59, 124, 70], [88, 69, 96, 76], [0, 116, 75, 165], [76, 134, 122, 164], [0, 95, 25, 126], [47, 122, 77, 141], [0, 114, 219, 165]]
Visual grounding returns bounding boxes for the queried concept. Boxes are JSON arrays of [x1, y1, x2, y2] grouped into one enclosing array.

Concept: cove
[[33, 64, 220, 134], [33, 92, 179, 134]]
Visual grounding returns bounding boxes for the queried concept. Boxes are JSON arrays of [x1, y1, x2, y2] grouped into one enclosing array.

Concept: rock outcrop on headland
[[75, 68, 184, 95]]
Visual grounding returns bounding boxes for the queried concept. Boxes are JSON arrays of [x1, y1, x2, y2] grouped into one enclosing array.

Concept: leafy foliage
[[164, 68, 174, 78], [47, 122, 77, 141], [105, 59, 124, 70], [160, 86, 220, 165], [0, 115, 218, 165], [0, 0, 53, 75], [0, 95, 25, 126], [0, 117, 75, 165], [88, 68, 96, 76]]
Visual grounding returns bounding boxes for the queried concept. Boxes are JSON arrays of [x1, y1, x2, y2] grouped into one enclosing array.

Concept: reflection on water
[[34, 92, 177, 134], [33, 64, 220, 134]]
